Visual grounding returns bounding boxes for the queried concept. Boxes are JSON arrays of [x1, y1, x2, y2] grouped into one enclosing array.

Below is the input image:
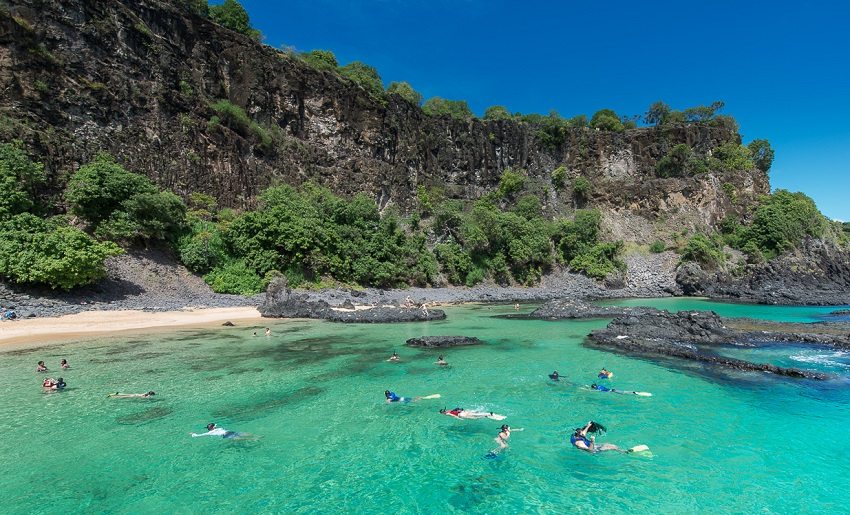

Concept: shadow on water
[[115, 406, 174, 425], [212, 386, 326, 422], [449, 474, 506, 512]]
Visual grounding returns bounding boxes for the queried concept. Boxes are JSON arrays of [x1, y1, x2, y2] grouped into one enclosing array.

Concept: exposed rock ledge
[[259, 278, 445, 323], [526, 298, 660, 319], [588, 310, 850, 380], [406, 336, 482, 348]]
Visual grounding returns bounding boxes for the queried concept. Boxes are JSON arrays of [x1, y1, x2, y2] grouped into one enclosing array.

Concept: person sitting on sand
[[598, 368, 614, 379], [60, 359, 70, 370], [549, 370, 560, 381], [387, 352, 400, 362], [191, 423, 256, 440], [109, 391, 156, 398], [435, 356, 448, 366], [36, 361, 48, 373], [440, 407, 505, 420]]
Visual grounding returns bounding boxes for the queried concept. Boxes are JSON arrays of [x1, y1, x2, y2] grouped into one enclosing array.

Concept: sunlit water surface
[[1, 299, 849, 513]]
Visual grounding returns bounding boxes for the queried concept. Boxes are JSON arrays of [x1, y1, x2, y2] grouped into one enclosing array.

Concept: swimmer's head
[[60, 359, 67, 364], [147, 391, 156, 396], [500, 425, 509, 432], [439, 408, 447, 414], [384, 390, 391, 397], [38, 361, 44, 366], [207, 423, 216, 431], [591, 383, 598, 389]]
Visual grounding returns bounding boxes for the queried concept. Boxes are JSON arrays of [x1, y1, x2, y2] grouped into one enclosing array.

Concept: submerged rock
[[528, 298, 660, 319], [406, 336, 482, 347]]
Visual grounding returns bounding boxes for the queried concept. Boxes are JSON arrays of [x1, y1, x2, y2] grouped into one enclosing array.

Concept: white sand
[[0, 306, 262, 347]]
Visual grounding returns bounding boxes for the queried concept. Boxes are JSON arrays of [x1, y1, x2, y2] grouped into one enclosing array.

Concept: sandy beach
[[0, 306, 262, 347]]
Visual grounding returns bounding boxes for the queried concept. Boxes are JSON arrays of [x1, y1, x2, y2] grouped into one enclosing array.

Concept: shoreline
[[0, 306, 262, 348]]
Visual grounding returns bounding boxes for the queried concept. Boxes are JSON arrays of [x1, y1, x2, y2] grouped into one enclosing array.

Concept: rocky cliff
[[0, 0, 767, 243]]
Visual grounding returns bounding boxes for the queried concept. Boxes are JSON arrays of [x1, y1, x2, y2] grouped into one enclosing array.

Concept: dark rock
[[221, 321, 234, 327], [588, 311, 840, 379], [340, 300, 355, 310], [527, 298, 660, 319], [406, 336, 482, 347], [829, 309, 850, 316], [325, 307, 445, 324]]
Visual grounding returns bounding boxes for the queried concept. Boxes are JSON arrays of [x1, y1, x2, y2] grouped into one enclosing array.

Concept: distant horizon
[[224, 0, 850, 221]]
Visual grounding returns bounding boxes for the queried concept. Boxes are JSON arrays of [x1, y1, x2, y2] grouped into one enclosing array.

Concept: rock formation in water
[[406, 336, 482, 348]]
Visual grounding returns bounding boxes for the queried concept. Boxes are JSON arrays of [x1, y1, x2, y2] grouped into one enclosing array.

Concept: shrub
[[573, 177, 591, 198], [747, 139, 774, 172], [484, 105, 511, 121], [435, 242, 472, 285], [649, 240, 666, 253], [656, 144, 692, 177], [512, 195, 541, 219], [422, 97, 473, 120], [569, 242, 624, 279], [645, 101, 671, 126], [178, 222, 227, 274], [496, 168, 525, 198], [339, 61, 384, 97], [0, 214, 122, 289], [66, 154, 157, 226], [566, 114, 588, 128], [683, 101, 725, 122], [712, 142, 754, 171], [302, 50, 338, 71], [553, 209, 601, 262], [180, 0, 209, 17], [204, 259, 265, 295], [742, 190, 826, 258], [210, 100, 273, 149], [0, 142, 45, 220], [551, 166, 567, 189], [681, 234, 725, 269], [387, 81, 422, 105], [589, 109, 625, 132], [209, 0, 261, 40]]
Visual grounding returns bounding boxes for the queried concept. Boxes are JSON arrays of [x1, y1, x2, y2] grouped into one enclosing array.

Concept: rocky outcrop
[[676, 239, 850, 305], [260, 278, 444, 322], [588, 310, 850, 379], [406, 336, 481, 348], [0, 0, 766, 241], [527, 298, 660, 319]]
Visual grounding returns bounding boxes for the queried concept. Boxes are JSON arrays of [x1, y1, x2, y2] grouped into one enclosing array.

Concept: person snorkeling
[[435, 355, 448, 366], [190, 423, 257, 440], [387, 352, 400, 362], [590, 384, 651, 396], [439, 407, 505, 420], [598, 368, 614, 379], [109, 391, 156, 398], [385, 390, 440, 403], [570, 421, 645, 453], [549, 370, 560, 381], [495, 424, 511, 449]]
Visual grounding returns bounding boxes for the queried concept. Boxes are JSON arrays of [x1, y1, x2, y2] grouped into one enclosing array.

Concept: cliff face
[[0, 0, 768, 242]]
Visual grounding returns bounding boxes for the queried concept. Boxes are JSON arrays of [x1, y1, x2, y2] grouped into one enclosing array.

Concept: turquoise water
[[598, 297, 849, 323], [2, 300, 849, 513]]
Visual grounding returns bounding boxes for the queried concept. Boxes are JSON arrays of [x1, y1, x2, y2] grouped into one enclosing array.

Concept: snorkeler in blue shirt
[[591, 384, 651, 396]]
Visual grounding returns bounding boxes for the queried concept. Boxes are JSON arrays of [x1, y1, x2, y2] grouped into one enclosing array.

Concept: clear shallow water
[[1, 301, 849, 513], [598, 297, 850, 323]]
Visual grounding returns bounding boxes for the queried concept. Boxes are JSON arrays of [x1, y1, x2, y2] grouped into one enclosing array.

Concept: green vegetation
[[339, 62, 384, 98], [681, 233, 726, 269], [422, 97, 473, 120], [712, 142, 754, 171], [551, 166, 567, 189], [573, 177, 591, 199], [484, 105, 512, 121], [66, 154, 186, 243], [209, 0, 261, 40], [209, 99, 273, 150], [387, 81, 422, 106], [590, 109, 625, 132], [181, 0, 209, 17], [649, 240, 666, 253], [655, 144, 693, 177], [494, 168, 525, 198], [302, 50, 338, 71], [747, 139, 774, 172], [0, 144, 122, 289]]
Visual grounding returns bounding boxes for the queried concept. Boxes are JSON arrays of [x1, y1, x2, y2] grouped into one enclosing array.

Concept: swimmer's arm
[[191, 431, 215, 437]]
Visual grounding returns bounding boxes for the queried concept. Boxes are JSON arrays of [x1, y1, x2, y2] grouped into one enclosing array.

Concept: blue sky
[[235, 0, 850, 220]]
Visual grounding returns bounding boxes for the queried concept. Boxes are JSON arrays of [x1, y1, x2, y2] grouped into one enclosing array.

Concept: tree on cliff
[[422, 98, 473, 120], [484, 105, 512, 121], [302, 50, 338, 71], [339, 62, 384, 98], [589, 109, 625, 132], [209, 0, 261, 40], [387, 81, 423, 106], [644, 101, 670, 126], [747, 139, 775, 172]]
